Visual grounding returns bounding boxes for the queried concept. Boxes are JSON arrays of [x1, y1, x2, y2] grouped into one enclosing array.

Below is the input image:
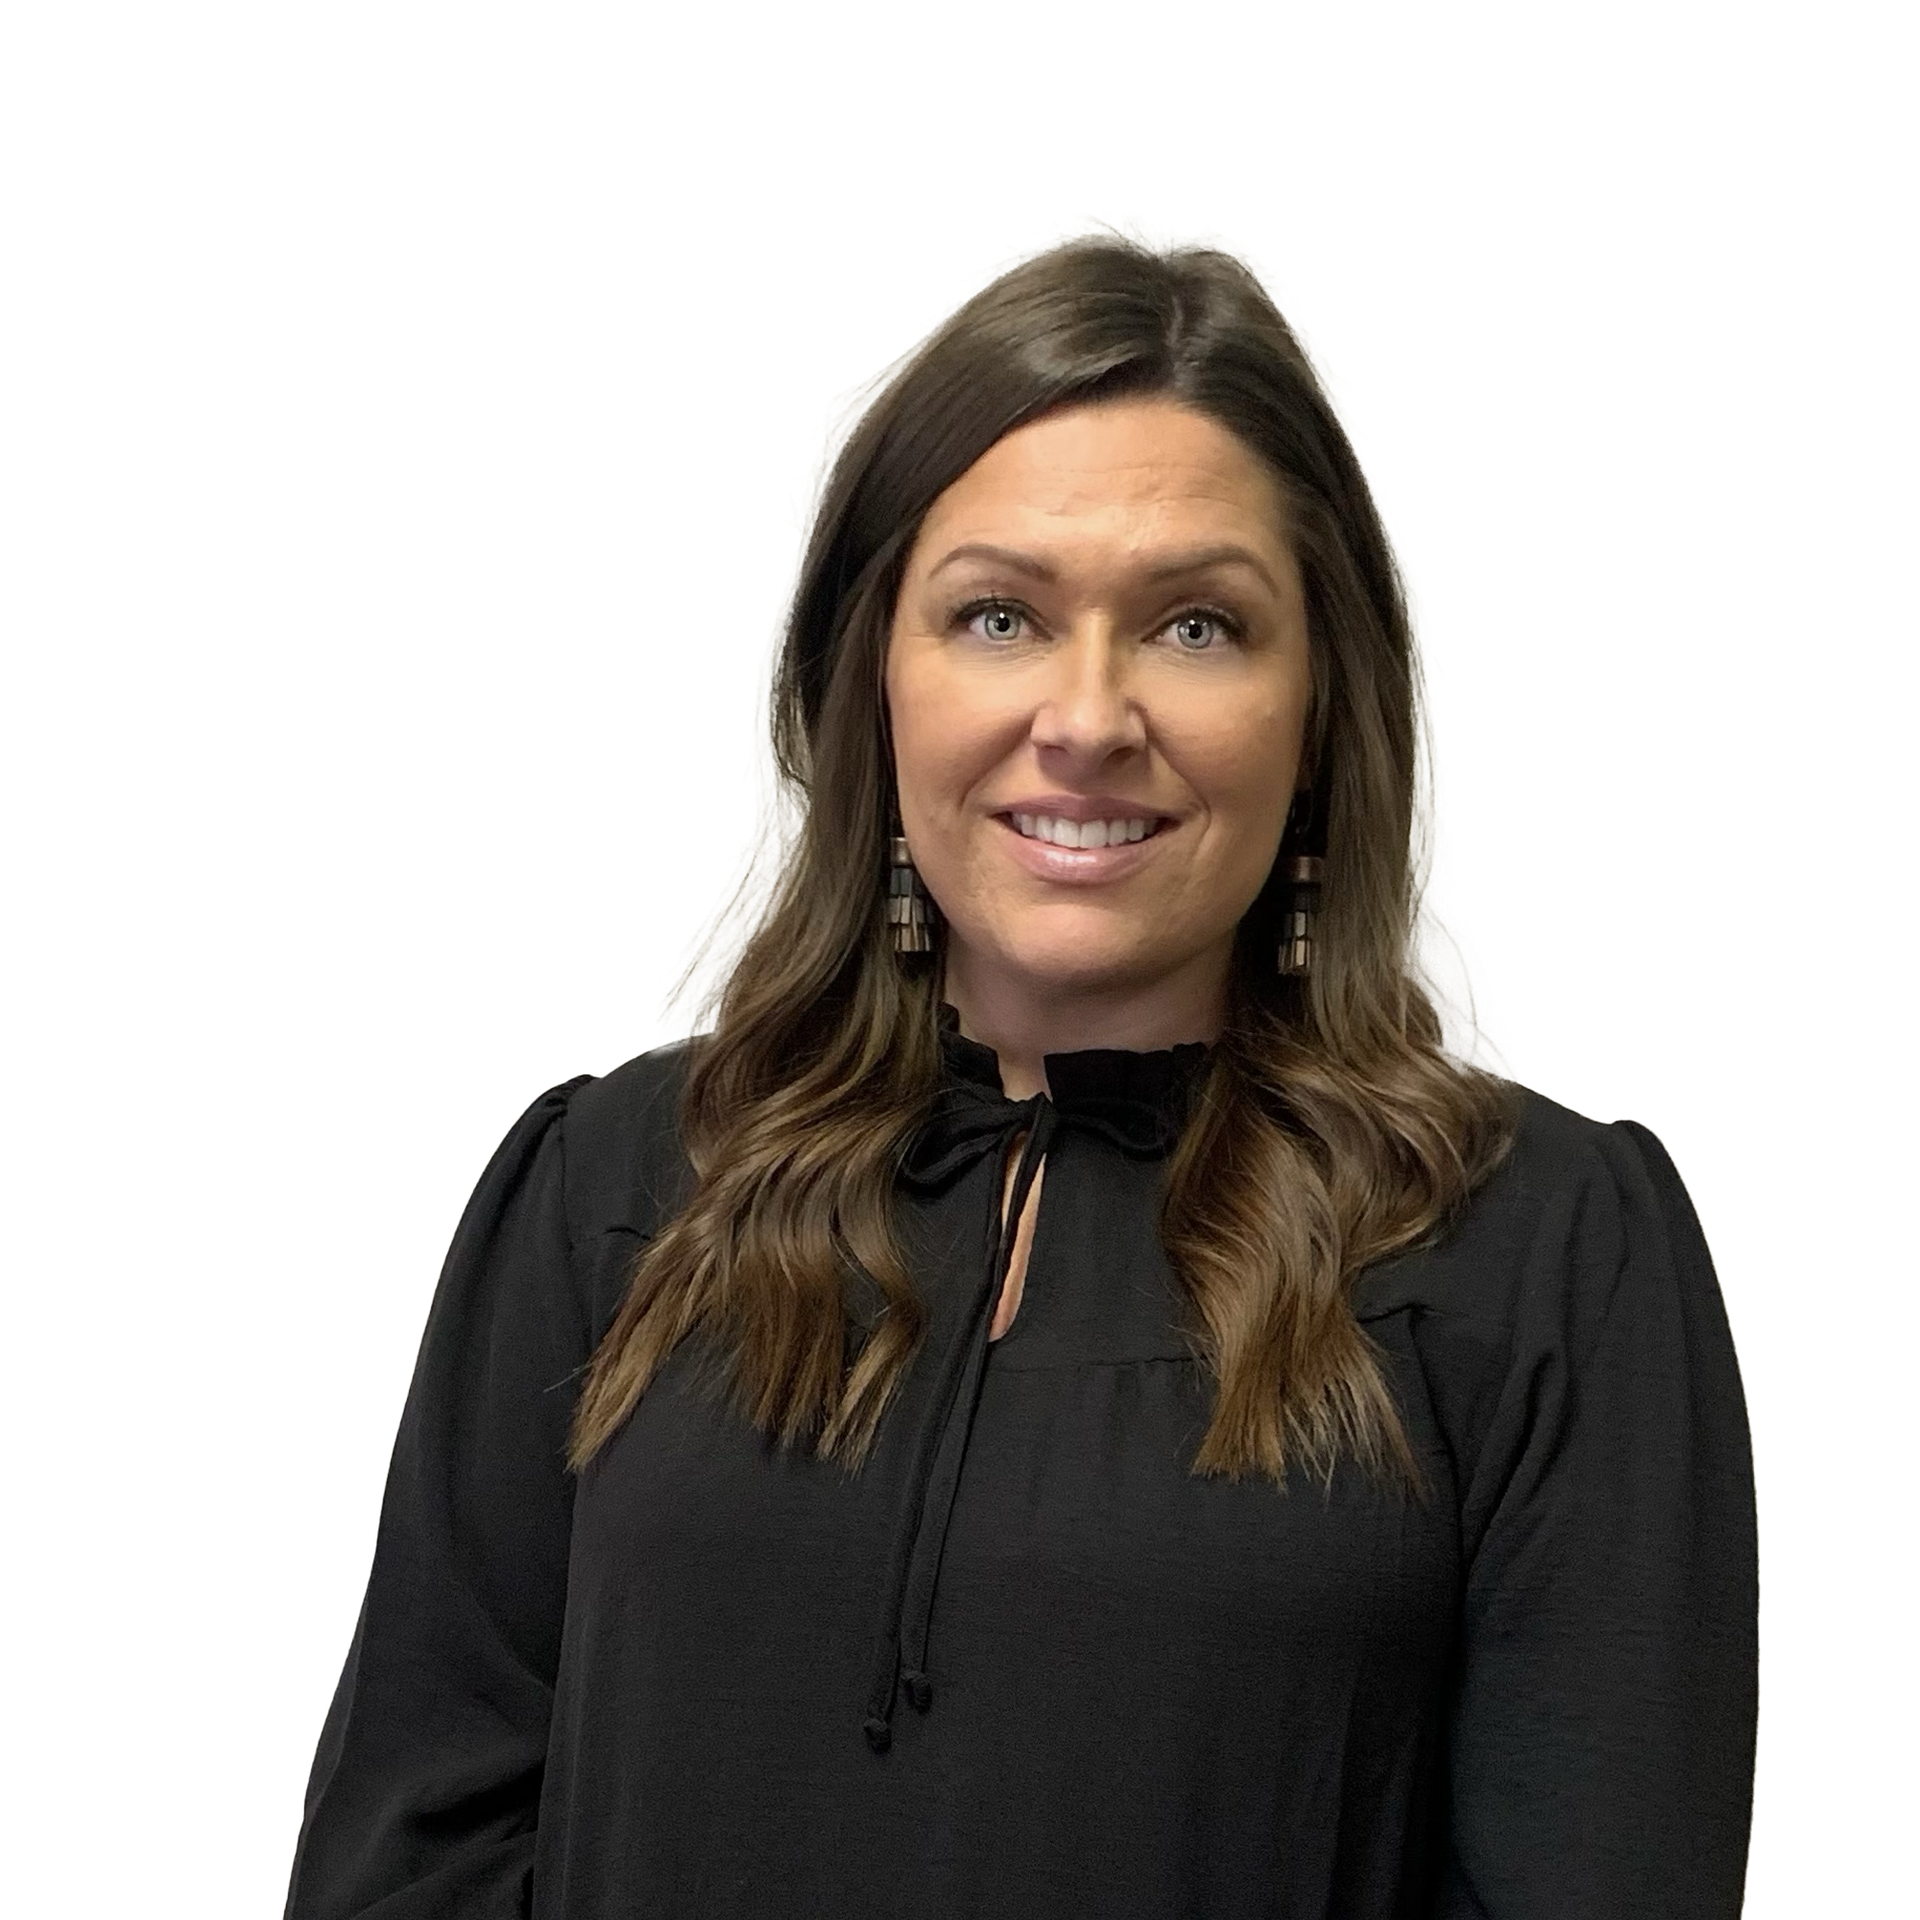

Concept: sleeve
[[284, 1078, 595, 1920], [1438, 1121, 1758, 1919]]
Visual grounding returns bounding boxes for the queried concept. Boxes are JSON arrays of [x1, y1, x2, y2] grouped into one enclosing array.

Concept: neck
[[940, 940, 1228, 1098]]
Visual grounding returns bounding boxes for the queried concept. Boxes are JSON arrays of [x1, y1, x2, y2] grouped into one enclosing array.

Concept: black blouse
[[284, 1017, 1757, 1919]]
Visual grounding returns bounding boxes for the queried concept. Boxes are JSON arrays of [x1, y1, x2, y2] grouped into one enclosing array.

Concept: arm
[[284, 1078, 594, 1920], [1439, 1122, 1758, 1918]]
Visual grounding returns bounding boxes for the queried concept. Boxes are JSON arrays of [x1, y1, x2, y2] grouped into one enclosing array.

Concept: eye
[[1161, 607, 1241, 652], [944, 595, 1244, 656], [960, 600, 1030, 643]]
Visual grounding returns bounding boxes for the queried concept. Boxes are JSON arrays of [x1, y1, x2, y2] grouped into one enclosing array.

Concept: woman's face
[[885, 396, 1312, 1032]]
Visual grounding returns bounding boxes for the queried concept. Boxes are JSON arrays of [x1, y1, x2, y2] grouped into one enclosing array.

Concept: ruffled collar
[[900, 1003, 1213, 1190]]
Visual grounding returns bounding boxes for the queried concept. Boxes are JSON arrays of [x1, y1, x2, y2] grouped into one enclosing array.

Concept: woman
[[284, 239, 1757, 1918]]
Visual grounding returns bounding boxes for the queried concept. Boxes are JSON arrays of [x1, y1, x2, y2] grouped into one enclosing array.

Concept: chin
[[975, 926, 1167, 998]]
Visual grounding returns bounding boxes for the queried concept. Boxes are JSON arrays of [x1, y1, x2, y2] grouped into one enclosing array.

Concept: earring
[[887, 832, 936, 954], [1276, 787, 1323, 976], [1277, 854, 1323, 976]]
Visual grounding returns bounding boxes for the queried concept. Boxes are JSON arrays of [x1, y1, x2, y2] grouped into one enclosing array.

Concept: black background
[[251, 194, 1766, 1904]]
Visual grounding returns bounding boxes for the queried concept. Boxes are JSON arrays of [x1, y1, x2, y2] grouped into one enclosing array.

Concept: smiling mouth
[[998, 810, 1175, 848], [998, 811, 1171, 850]]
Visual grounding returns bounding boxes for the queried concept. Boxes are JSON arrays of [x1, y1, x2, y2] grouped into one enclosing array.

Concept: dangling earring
[[1277, 788, 1323, 977], [887, 825, 936, 955]]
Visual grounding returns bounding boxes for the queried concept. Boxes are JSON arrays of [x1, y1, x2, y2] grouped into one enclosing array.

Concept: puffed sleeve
[[1439, 1121, 1758, 1918], [284, 1077, 595, 1920]]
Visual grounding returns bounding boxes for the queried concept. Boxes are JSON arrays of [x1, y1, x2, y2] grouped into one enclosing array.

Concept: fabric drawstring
[[864, 1098, 1059, 1758]]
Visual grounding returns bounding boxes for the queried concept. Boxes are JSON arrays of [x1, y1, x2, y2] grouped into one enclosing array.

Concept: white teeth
[[1011, 814, 1158, 848]]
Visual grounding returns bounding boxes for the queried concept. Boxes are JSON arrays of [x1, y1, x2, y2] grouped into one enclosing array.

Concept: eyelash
[[952, 597, 1247, 650]]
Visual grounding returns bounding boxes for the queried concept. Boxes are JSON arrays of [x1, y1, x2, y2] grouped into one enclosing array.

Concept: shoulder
[[1353, 1086, 1739, 1527], [1350, 1083, 1711, 1346], [563, 1035, 698, 1161], [556, 1036, 700, 1240]]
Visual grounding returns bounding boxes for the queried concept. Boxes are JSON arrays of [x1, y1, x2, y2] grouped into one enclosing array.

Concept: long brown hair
[[569, 237, 1514, 1488]]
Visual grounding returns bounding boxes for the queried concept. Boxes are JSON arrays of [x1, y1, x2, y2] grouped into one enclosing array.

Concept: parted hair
[[568, 236, 1516, 1489]]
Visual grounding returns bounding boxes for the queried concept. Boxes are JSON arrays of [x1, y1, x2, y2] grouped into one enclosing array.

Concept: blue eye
[[1169, 611, 1230, 650], [964, 603, 1026, 642], [956, 599, 1251, 652]]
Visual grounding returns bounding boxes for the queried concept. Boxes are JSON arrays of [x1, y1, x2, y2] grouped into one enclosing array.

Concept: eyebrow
[[925, 540, 1283, 597]]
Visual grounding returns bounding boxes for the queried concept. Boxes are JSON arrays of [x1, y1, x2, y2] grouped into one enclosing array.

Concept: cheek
[[886, 650, 945, 797], [1175, 699, 1305, 834], [888, 649, 1018, 815], [1208, 778, 1294, 881]]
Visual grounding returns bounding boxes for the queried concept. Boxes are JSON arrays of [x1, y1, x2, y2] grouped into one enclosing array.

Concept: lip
[[991, 809, 1174, 885], [994, 793, 1172, 825]]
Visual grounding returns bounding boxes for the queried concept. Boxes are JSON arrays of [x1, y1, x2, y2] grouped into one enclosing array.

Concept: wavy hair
[[569, 237, 1515, 1488]]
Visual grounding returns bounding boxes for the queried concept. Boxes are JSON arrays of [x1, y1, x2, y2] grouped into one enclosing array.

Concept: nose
[[1029, 648, 1144, 760]]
